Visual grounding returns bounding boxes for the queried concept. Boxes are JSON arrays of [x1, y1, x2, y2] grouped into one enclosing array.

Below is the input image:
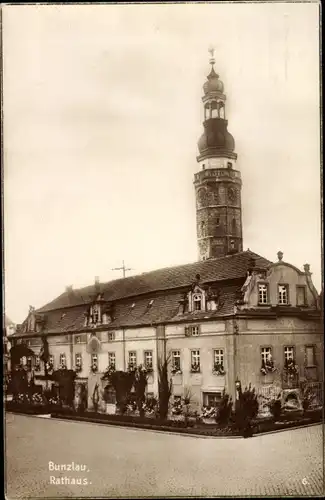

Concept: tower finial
[[208, 45, 215, 66]]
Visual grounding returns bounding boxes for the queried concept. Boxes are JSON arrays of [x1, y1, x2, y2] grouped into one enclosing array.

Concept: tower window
[[200, 221, 206, 237], [230, 240, 235, 250], [211, 101, 218, 119], [202, 164, 205, 170], [227, 162, 232, 169], [216, 217, 220, 226]]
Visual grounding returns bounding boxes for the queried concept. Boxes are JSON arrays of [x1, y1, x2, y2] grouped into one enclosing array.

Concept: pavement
[[5, 413, 324, 498]]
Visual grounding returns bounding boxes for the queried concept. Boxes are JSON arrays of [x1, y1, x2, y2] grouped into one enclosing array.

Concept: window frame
[[257, 282, 269, 305], [278, 284, 290, 305], [296, 285, 307, 307], [59, 353, 66, 367], [108, 352, 116, 369], [190, 349, 201, 373], [213, 349, 224, 371], [284, 345, 295, 363], [305, 345, 316, 368], [75, 353, 82, 367], [185, 325, 201, 337], [171, 350, 181, 373], [128, 351, 137, 369], [193, 293, 203, 311], [108, 331, 115, 342], [144, 350, 153, 370], [261, 346, 272, 364], [203, 392, 222, 407]]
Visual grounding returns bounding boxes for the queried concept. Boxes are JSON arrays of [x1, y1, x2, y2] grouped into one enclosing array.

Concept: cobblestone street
[[5, 413, 324, 498]]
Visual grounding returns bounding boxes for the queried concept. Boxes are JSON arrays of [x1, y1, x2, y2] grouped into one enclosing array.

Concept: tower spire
[[194, 51, 243, 261]]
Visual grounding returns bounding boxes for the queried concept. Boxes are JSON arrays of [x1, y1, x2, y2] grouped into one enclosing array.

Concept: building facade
[[10, 55, 323, 412]]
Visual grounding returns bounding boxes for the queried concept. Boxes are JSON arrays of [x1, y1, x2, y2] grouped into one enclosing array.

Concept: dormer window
[[258, 283, 269, 305], [193, 293, 203, 311], [278, 285, 289, 305]]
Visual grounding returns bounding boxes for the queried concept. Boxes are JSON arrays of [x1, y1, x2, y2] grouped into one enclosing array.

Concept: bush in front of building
[[157, 357, 173, 420], [215, 390, 233, 427], [234, 383, 259, 437], [267, 394, 282, 422]]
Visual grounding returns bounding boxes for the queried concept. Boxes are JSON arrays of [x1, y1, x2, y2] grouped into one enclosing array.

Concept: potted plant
[[213, 363, 226, 375], [191, 363, 200, 373]]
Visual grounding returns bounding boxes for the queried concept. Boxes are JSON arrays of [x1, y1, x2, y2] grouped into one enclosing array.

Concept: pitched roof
[[37, 250, 271, 313], [14, 284, 241, 336]]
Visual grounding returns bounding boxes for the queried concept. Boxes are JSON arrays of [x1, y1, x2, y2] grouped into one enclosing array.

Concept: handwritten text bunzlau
[[49, 461, 88, 472], [48, 461, 91, 485]]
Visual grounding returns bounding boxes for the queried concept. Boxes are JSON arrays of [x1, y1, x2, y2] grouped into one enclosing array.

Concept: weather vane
[[208, 45, 216, 66]]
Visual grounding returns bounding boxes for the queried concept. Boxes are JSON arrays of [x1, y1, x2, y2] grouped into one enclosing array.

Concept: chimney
[[95, 276, 100, 285], [65, 285, 73, 294]]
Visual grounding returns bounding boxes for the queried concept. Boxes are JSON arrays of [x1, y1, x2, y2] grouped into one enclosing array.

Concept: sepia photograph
[[3, 2, 323, 498]]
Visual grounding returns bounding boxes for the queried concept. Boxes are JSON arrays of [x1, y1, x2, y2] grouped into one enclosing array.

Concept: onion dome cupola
[[197, 48, 236, 160]]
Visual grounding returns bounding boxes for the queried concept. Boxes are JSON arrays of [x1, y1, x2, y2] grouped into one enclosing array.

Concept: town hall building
[[10, 52, 323, 412]]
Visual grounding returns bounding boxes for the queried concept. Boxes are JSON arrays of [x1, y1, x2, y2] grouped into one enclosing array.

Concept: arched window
[[232, 218, 237, 235], [204, 103, 210, 121], [200, 221, 206, 237], [218, 101, 225, 119], [211, 101, 218, 119]]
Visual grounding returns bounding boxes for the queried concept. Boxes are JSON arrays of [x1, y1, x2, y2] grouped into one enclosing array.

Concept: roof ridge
[[35, 250, 271, 314]]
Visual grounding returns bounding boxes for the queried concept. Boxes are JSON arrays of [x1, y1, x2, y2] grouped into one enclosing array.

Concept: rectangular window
[[278, 285, 289, 305], [91, 353, 98, 372], [261, 347, 272, 364], [204, 392, 222, 407], [305, 346, 316, 367], [284, 346, 294, 362], [128, 351, 137, 369], [144, 350, 153, 370], [171, 350, 181, 372], [35, 355, 41, 371], [108, 332, 115, 341], [193, 294, 202, 311], [213, 349, 224, 370], [75, 336, 82, 344], [258, 283, 269, 304], [191, 350, 200, 372], [75, 353, 82, 367], [185, 325, 200, 337], [297, 286, 307, 306], [108, 352, 116, 369], [59, 353, 66, 367]]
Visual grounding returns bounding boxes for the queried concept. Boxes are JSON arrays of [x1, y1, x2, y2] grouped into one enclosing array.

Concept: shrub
[[234, 383, 259, 437], [268, 395, 282, 421], [216, 390, 233, 426], [157, 356, 173, 420]]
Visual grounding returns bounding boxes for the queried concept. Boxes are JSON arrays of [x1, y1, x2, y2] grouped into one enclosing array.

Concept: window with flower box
[[35, 355, 41, 371], [144, 351, 153, 371], [108, 352, 116, 370], [185, 325, 200, 337], [48, 355, 54, 370], [91, 353, 98, 372], [296, 286, 307, 306], [128, 351, 137, 370], [75, 353, 82, 371], [191, 350, 200, 373], [258, 283, 269, 305], [278, 285, 289, 305], [59, 353, 66, 368], [260, 347, 275, 375], [171, 350, 181, 374], [213, 349, 225, 374]]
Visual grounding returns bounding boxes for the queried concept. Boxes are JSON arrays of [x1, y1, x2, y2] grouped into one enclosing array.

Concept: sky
[[3, 2, 321, 324]]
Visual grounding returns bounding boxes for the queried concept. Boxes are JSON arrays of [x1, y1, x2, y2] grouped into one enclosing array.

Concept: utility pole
[[112, 260, 132, 278]]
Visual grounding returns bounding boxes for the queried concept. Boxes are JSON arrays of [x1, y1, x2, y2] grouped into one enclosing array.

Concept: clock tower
[[195, 50, 243, 261]]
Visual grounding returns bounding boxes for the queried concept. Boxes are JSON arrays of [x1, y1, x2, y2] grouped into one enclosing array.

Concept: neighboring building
[[3, 315, 16, 375], [11, 53, 323, 411]]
